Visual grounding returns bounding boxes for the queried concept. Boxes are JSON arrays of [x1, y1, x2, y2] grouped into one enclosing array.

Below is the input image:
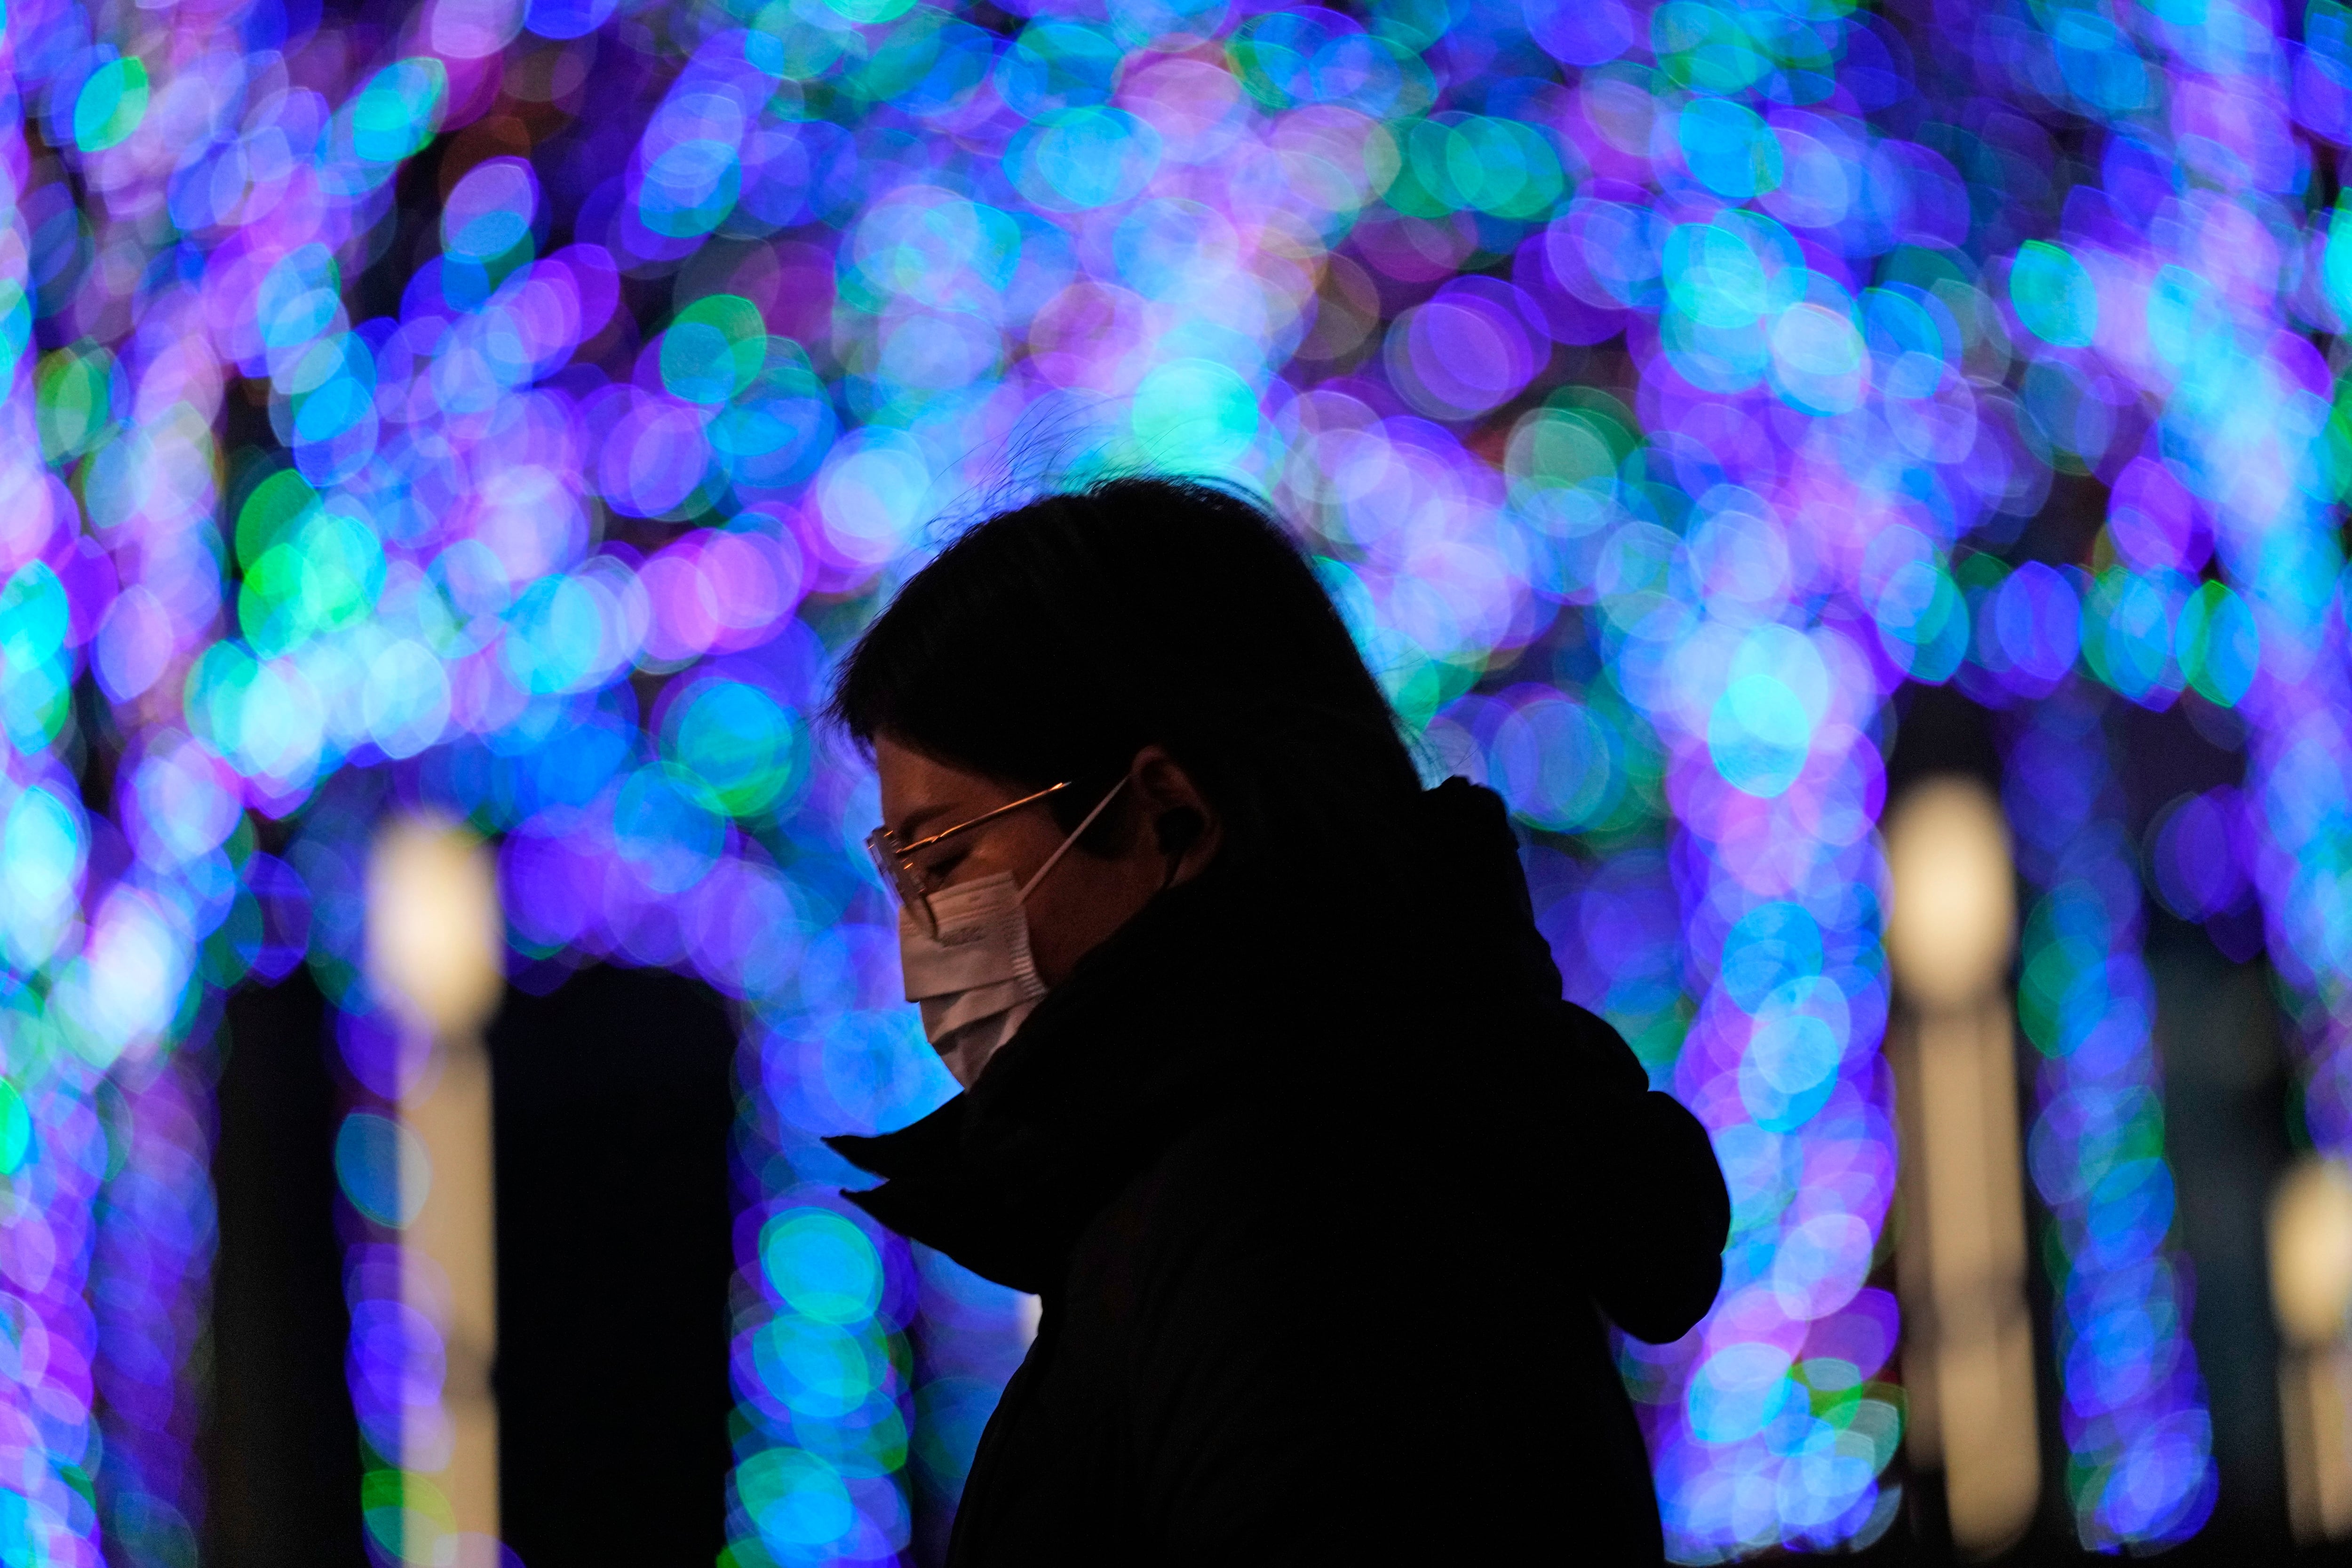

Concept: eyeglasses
[[865, 780, 1072, 936]]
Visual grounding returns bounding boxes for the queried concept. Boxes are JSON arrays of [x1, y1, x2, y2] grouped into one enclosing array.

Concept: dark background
[[202, 963, 737, 1568]]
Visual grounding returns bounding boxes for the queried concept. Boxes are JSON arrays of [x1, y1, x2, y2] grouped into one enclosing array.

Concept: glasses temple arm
[[892, 780, 1072, 860]]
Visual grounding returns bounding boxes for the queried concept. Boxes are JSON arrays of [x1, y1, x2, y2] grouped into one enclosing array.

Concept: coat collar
[[826, 779, 1560, 1293], [827, 857, 1306, 1291]]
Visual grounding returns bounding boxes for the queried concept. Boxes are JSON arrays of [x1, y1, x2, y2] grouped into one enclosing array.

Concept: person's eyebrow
[[893, 798, 968, 843]]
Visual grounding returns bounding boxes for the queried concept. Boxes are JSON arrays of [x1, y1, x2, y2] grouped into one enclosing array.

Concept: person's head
[[832, 475, 1421, 989]]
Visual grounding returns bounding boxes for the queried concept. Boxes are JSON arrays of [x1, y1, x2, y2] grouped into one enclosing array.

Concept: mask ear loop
[[1018, 776, 1130, 903]]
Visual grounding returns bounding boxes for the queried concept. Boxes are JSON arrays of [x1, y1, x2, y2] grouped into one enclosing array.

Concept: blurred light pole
[[368, 813, 507, 1566], [1884, 776, 2038, 1555], [2272, 1155, 2352, 1542]]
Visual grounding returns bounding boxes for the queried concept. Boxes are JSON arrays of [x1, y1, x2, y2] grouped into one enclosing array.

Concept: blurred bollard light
[[1883, 780, 2014, 1013], [1884, 777, 2038, 1556], [371, 816, 505, 1040], [2272, 1155, 2352, 1542], [368, 814, 508, 1563]]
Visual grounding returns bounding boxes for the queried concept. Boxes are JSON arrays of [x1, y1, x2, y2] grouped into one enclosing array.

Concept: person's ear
[[1128, 746, 1221, 885]]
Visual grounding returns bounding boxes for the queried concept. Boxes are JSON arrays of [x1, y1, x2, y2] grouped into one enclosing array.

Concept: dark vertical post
[[2157, 936, 2292, 1554], [488, 963, 738, 1566], [205, 969, 367, 1566]]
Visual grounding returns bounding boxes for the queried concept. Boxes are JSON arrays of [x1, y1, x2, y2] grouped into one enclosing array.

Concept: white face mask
[[896, 779, 1127, 1088]]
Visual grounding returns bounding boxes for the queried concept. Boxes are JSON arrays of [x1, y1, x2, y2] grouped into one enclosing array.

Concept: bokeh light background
[[1, 0, 2349, 1559]]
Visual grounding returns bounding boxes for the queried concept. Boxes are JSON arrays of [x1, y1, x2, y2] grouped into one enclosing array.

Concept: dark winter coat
[[830, 779, 1729, 1564]]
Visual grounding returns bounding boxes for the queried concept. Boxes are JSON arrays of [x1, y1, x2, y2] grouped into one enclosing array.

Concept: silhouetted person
[[828, 477, 1729, 1563]]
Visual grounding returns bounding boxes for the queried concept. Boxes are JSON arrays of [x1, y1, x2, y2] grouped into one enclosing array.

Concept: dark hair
[[829, 476, 1422, 877]]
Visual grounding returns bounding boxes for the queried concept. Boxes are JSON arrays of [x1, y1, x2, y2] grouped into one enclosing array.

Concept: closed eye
[[921, 849, 970, 888]]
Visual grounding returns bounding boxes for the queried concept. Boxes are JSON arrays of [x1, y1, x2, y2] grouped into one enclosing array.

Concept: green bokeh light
[[72, 55, 149, 152], [2010, 239, 2098, 348]]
